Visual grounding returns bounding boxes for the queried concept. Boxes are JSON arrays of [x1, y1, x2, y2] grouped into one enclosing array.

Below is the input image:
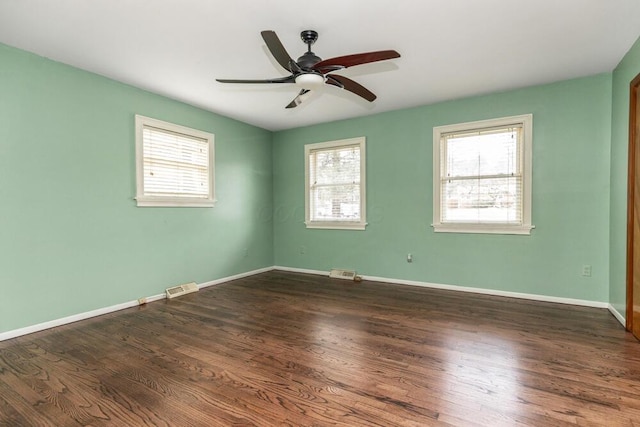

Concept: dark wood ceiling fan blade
[[313, 50, 400, 73], [261, 30, 296, 72], [325, 74, 376, 102], [285, 89, 311, 109], [216, 76, 295, 84]]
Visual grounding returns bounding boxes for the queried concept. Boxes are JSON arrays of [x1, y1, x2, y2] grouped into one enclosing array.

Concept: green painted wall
[[0, 44, 273, 334], [609, 36, 640, 315], [1, 36, 628, 336], [273, 74, 612, 302]]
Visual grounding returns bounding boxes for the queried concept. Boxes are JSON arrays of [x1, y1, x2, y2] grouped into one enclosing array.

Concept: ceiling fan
[[216, 30, 401, 109]]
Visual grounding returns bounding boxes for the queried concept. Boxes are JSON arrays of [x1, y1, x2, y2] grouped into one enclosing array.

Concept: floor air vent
[[165, 282, 199, 299], [329, 269, 357, 280]]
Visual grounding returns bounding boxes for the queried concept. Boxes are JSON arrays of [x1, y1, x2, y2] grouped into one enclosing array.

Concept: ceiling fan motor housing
[[297, 52, 322, 69]]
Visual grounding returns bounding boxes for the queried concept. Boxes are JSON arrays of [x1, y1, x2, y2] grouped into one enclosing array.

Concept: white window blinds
[[432, 114, 533, 235], [440, 125, 523, 224], [305, 137, 367, 230], [135, 115, 215, 207], [142, 126, 210, 198]]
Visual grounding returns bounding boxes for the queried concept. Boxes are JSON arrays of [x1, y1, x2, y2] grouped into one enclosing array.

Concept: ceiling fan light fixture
[[295, 73, 325, 90], [217, 30, 401, 108]]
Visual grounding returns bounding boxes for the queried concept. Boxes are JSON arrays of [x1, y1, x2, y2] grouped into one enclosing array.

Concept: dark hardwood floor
[[1, 271, 640, 426]]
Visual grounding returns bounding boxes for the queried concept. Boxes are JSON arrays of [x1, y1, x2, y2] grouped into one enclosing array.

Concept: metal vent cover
[[165, 282, 199, 299], [329, 269, 357, 280]]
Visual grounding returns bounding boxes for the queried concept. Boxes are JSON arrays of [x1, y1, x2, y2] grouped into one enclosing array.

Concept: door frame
[[625, 72, 640, 331]]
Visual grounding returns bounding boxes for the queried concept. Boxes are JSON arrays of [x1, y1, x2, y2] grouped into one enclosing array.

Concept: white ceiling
[[1, 0, 639, 131]]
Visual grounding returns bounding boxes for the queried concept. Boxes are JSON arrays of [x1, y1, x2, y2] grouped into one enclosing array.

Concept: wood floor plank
[[2, 270, 640, 426]]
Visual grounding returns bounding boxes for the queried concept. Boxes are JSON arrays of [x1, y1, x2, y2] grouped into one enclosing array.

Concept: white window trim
[[135, 115, 215, 208], [305, 137, 367, 230], [432, 114, 534, 235]]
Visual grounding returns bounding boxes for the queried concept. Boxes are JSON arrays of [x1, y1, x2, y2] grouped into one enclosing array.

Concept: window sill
[[135, 197, 216, 208], [305, 221, 367, 231], [432, 223, 534, 235]]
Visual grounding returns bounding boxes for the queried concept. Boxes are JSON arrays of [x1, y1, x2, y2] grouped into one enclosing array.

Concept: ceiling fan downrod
[[297, 30, 321, 69], [300, 30, 318, 51]]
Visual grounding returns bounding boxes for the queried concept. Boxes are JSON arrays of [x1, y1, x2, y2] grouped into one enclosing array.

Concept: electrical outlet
[[243, 248, 248, 258], [137, 298, 147, 305], [407, 253, 413, 263], [582, 265, 592, 277], [300, 246, 306, 255]]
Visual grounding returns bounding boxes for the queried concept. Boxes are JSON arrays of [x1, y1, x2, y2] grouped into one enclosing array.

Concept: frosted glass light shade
[[295, 73, 324, 90]]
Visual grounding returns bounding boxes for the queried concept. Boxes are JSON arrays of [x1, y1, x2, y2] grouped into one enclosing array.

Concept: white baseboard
[[0, 299, 148, 342], [364, 274, 609, 308], [0, 266, 275, 342], [0, 265, 615, 342], [608, 304, 626, 326], [273, 266, 609, 309], [198, 266, 274, 289], [273, 265, 327, 276]]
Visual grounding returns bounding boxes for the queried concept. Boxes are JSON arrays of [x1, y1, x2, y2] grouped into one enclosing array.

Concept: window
[[305, 137, 366, 230], [432, 114, 533, 235], [135, 115, 215, 207]]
